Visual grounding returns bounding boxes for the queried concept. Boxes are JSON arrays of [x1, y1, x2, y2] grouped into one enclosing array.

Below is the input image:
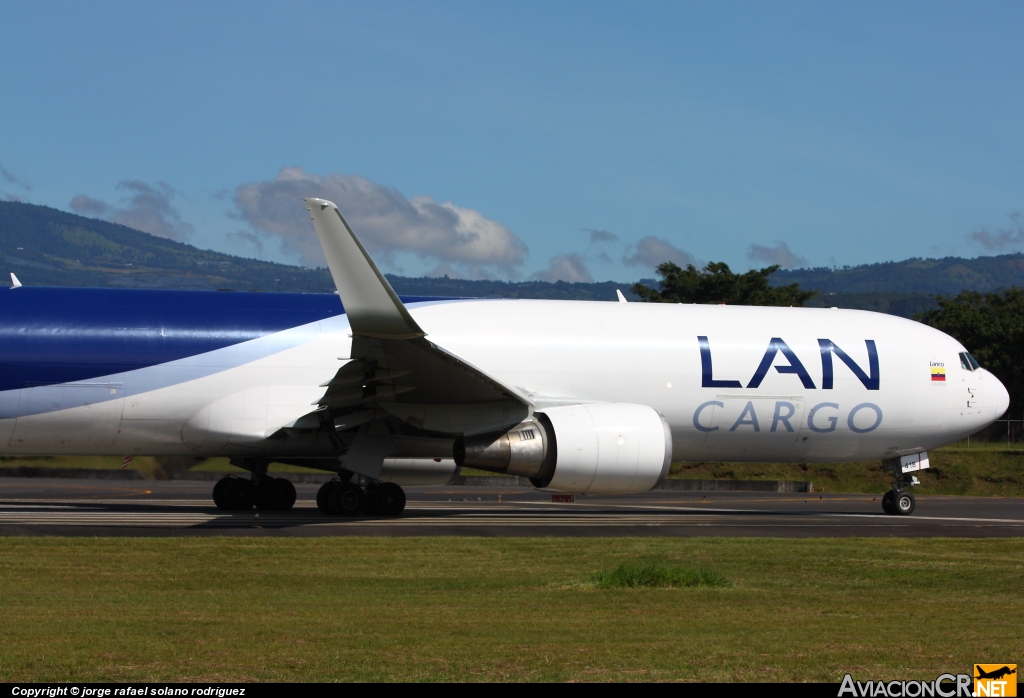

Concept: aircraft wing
[[303, 198, 531, 437]]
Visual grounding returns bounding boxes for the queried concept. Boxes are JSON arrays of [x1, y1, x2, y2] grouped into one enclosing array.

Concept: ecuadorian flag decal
[[930, 362, 946, 382]]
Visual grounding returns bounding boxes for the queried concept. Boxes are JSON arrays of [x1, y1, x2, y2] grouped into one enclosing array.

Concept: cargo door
[[9, 383, 125, 451]]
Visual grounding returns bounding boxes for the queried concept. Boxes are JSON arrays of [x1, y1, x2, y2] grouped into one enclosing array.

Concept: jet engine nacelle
[[454, 403, 672, 494]]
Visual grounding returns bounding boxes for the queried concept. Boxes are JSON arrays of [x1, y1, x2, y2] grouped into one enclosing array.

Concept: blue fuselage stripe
[[0, 287, 449, 392]]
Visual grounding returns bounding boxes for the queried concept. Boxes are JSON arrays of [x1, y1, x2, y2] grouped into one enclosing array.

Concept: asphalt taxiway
[[0, 476, 1022, 537]]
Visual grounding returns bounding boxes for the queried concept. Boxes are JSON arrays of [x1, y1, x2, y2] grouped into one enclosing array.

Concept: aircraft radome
[[0, 198, 1009, 517]]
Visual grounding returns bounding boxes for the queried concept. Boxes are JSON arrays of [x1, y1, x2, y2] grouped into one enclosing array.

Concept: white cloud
[[969, 213, 1024, 252], [623, 236, 694, 269], [233, 167, 528, 274], [225, 230, 266, 258], [0, 163, 32, 202], [0, 163, 31, 191], [532, 253, 594, 283], [586, 228, 619, 243], [69, 181, 195, 241], [425, 263, 463, 279], [68, 194, 110, 217], [747, 240, 807, 269]]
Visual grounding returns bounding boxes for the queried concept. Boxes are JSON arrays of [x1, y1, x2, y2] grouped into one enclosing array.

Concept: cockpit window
[[959, 352, 981, 371]]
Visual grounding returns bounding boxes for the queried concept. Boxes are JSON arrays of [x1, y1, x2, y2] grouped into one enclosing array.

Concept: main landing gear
[[212, 475, 297, 511], [880, 461, 918, 516], [316, 479, 406, 517]]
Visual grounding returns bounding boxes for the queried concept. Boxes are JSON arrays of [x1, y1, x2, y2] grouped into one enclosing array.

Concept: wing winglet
[[305, 198, 425, 339]]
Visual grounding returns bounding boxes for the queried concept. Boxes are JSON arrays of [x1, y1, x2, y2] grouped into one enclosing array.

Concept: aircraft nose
[[991, 372, 1010, 417]]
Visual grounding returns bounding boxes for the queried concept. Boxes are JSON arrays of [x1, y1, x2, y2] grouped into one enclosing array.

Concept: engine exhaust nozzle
[[453, 417, 553, 479]]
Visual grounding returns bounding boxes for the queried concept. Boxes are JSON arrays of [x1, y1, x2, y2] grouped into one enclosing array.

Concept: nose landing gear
[[316, 479, 406, 517], [880, 458, 920, 516]]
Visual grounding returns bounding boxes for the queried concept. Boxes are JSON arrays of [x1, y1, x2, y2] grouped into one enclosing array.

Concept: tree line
[[635, 261, 1020, 420]]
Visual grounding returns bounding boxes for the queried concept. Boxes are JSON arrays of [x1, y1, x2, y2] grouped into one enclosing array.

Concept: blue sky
[[1, 1, 1021, 282]]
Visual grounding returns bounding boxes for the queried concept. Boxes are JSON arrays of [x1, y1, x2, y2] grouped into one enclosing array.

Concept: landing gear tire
[[881, 490, 896, 515], [212, 477, 229, 509], [217, 476, 255, 511], [317, 480, 337, 514], [894, 490, 915, 516], [329, 482, 366, 516], [255, 477, 296, 511], [315, 479, 404, 517], [273, 477, 296, 510], [370, 482, 406, 517]]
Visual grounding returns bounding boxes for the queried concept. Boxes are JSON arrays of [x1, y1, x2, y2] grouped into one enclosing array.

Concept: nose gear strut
[[880, 457, 920, 516]]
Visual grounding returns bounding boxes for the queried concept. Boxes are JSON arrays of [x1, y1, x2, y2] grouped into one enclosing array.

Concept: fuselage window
[[959, 352, 973, 371]]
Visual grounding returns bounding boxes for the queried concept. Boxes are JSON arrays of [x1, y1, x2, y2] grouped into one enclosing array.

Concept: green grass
[[590, 560, 728, 589], [0, 537, 1021, 682], [670, 446, 1024, 496]]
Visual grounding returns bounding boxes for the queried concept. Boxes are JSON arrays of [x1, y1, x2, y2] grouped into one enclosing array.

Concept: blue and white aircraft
[[0, 198, 1009, 517]]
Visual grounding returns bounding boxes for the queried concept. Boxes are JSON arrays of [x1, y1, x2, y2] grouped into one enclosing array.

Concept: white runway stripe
[[1, 498, 1022, 529], [1, 509, 1021, 528]]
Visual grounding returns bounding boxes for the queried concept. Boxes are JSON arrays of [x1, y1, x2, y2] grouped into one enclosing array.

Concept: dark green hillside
[[0, 201, 335, 293], [803, 291, 940, 317], [772, 255, 1024, 295], [4, 200, 1024, 313], [385, 275, 639, 301], [0, 201, 635, 300]]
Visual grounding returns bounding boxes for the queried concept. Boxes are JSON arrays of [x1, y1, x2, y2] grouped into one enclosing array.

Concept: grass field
[[0, 537, 1021, 682], [670, 447, 1024, 496]]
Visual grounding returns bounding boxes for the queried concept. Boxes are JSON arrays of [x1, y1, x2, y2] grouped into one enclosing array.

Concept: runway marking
[[1, 496, 1023, 531], [1, 507, 1022, 529], [590, 501, 1024, 525], [819, 512, 1024, 524]]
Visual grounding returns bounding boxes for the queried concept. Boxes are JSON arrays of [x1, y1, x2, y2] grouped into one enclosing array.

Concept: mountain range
[[3, 200, 1024, 316]]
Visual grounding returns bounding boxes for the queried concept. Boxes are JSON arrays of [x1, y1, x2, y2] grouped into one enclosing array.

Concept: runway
[[1, 476, 1022, 537]]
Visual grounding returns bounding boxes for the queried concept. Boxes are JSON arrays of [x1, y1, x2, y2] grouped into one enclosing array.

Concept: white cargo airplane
[[0, 198, 1008, 517]]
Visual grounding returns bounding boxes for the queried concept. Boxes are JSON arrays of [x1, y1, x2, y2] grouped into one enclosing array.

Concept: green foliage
[[773, 252, 1024, 295], [590, 560, 728, 588], [669, 445, 1024, 496], [916, 288, 1024, 417], [386, 274, 638, 301], [633, 261, 817, 306], [803, 291, 939, 318]]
